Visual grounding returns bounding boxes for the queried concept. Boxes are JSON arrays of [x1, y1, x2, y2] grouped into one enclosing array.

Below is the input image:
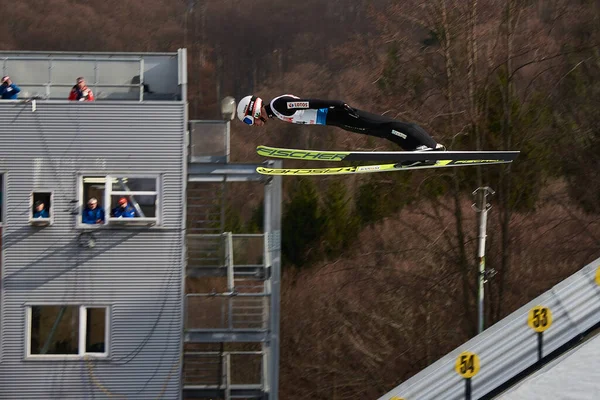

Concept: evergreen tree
[[224, 204, 243, 233], [282, 178, 324, 268], [355, 175, 414, 226], [555, 56, 600, 213], [355, 181, 385, 226], [322, 180, 359, 257], [245, 201, 264, 233]]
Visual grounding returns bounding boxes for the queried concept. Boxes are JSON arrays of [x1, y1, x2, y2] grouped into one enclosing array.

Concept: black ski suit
[[263, 94, 439, 151]]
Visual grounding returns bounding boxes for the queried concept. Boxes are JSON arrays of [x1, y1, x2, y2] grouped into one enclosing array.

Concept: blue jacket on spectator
[[112, 205, 136, 218], [82, 207, 105, 224], [33, 209, 49, 218], [0, 83, 20, 99]]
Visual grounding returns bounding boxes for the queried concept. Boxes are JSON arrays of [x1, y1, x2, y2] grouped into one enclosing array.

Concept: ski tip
[[256, 167, 272, 175]]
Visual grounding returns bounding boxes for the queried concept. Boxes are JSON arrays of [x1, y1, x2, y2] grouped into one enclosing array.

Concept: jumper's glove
[[343, 103, 359, 118]]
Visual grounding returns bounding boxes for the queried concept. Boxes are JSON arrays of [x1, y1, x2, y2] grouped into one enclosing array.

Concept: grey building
[[0, 51, 283, 400], [0, 51, 188, 399]]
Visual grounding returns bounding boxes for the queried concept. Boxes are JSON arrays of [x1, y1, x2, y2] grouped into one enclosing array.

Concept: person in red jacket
[[68, 77, 94, 101]]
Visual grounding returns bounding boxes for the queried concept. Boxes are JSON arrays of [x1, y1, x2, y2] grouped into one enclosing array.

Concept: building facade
[[0, 51, 187, 399]]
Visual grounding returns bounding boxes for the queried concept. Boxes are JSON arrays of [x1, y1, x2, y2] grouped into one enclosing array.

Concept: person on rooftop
[[0, 76, 21, 100], [68, 77, 94, 101]]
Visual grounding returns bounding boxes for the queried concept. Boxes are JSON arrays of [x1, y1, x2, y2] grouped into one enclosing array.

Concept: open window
[[79, 174, 160, 227], [106, 175, 159, 226], [26, 305, 109, 359], [29, 191, 53, 226], [80, 176, 108, 226]]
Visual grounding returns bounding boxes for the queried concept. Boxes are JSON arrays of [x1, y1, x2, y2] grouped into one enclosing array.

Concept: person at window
[[33, 200, 49, 218], [0, 76, 21, 100], [82, 197, 105, 224], [68, 77, 94, 101], [112, 197, 136, 218]]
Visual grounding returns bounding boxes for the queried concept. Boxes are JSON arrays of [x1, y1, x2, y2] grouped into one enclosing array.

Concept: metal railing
[[185, 233, 270, 335], [183, 351, 264, 388], [187, 233, 267, 271], [185, 293, 270, 331], [226, 232, 234, 291], [1, 56, 144, 100]]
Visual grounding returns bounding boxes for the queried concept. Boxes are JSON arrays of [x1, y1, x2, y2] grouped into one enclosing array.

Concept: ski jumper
[[263, 95, 438, 151]]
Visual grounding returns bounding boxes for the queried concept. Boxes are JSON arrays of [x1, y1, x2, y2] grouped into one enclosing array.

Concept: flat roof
[[0, 50, 181, 56]]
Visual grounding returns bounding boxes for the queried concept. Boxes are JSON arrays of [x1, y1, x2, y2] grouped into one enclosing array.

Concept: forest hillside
[[3, 0, 600, 398]]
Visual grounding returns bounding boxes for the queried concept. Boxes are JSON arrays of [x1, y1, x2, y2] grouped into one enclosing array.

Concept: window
[[79, 175, 160, 226], [29, 191, 53, 226], [27, 305, 108, 358], [80, 176, 108, 226], [108, 176, 158, 223]]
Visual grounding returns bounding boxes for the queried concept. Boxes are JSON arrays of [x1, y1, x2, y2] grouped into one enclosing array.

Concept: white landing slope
[[495, 331, 600, 400]]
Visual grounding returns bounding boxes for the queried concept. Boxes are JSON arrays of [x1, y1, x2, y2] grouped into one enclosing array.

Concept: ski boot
[[399, 144, 446, 167]]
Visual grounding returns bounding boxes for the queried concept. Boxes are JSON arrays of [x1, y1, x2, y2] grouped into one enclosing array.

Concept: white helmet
[[237, 95, 263, 125]]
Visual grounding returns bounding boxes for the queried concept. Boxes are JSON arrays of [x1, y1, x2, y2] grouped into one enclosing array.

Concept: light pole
[[220, 96, 236, 163], [472, 186, 495, 334], [220, 96, 236, 121]]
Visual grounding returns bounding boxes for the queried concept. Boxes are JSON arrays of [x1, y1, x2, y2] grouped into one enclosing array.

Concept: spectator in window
[[68, 77, 94, 102], [112, 197, 136, 218], [0, 76, 21, 99], [82, 197, 105, 224], [33, 201, 49, 218]]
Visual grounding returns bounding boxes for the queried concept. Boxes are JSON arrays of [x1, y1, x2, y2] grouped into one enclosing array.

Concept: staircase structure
[[184, 119, 282, 400]]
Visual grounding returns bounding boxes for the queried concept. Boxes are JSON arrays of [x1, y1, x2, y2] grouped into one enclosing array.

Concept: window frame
[[77, 173, 162, 228], [77, 174, 108, 228], [25, 304, 110, 360], [29, 190, 54, 226], [105, 174, 161, 226]]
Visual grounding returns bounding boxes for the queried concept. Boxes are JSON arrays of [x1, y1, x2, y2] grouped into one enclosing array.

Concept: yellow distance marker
[[528, 306, 553, 333], [595, 266, 600, 286], [389, 397, 405, 400], [455, 351, 480, 379]]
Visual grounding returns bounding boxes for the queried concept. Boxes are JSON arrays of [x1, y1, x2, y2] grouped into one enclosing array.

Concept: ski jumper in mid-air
[[236, 94, 445, 152]]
